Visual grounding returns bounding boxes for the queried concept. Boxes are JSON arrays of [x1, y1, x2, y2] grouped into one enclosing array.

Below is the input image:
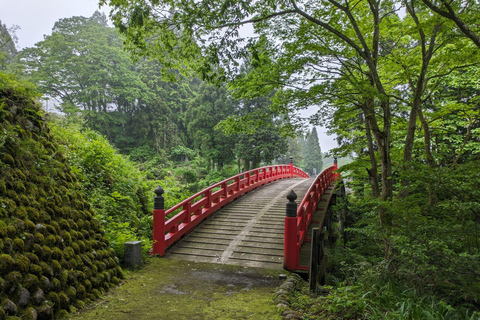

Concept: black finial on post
[[289, 156, 293, 164], [334, 157, 338, 165], [154, 186, 164, 210], [286, 189, 297, 217]]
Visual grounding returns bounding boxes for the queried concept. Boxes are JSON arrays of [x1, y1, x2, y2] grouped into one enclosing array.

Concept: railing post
[[152, 186, 166, 256], [205, 189, 211, 209], [334, 157, 338, 170], [289, 156, 293, 178], [284, 189, 299, 270]]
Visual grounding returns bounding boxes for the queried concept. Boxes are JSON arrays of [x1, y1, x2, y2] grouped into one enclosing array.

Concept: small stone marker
[[124, 241, 142, 269]]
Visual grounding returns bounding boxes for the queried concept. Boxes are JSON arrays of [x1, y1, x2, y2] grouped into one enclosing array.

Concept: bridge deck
[[166, 178, 314, 269]]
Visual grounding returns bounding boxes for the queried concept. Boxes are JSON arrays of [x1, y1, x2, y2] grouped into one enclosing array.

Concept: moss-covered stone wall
[[0, 74, 123, 320]]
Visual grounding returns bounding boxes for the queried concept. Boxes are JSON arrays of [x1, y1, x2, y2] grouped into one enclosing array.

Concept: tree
[[0, 20, 18, 69], [420, 0, 480, 48], [186, 82, 236, 169], [10, 12, 152, 147], [302, 128, 323, 175]]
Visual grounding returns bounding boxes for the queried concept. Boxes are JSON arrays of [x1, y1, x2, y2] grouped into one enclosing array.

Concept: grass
[[67, 257, 284, 320]]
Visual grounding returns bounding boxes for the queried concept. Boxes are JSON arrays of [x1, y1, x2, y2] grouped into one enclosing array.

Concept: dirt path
[[68, 257, 284, 320]]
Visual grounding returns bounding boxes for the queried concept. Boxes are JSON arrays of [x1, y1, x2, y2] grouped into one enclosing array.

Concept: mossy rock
[[13, 207, 26, 220], [46, 292, 60, 310], [6, 227, 16, 239], [1, 153, 15, 166], [39, 246, 51, 261], [33, 233, 44, 245], [13, 254, 29, 273], [0, 277, 5, 293], [12, 239, 23, 253], [56, 309, 69, 318], [20, 307, 37, 320], [0, 221, 7, 237], [23, 220, 35, 232], [29, 264, 42, 277], [44, 235, 55, 247], [22, 273, 39, 291], [62, 232, 72, 246], [51, 247, 63, 260], [51, 278, 60, 292], [0, 255, 14, 274], [66, 286, 77, 301], [58, 292, 70, 309], [2, 239, 13, 254], [35, 304, 52, 320], [39, 262, 53, 278], [73, 300, 85, 310]]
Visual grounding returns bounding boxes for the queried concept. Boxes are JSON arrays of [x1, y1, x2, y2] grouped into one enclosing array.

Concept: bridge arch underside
[[165, 177, 336, 270]]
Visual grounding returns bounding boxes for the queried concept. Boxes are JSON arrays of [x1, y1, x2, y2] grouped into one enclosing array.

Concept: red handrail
[[284, 164, 340, 270], [152, 164, 309, 256]]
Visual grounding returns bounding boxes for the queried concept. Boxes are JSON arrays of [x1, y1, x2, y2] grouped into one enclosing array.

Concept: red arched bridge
[[151, 161, 341, 273]]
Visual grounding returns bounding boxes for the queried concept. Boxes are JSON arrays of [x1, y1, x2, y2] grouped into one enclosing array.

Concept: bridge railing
[[284, 163, 340, 271], [152, 163, 309, 256]]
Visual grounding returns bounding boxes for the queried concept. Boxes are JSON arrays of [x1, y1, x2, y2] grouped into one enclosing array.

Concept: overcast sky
[[0, 0, 109, 49], [0, 0, 338, 152]]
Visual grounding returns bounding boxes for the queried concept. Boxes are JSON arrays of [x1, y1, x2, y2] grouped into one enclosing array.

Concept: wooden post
[[284, 189, 298, 271], [319, 230, 327, 285], [309, 228, 320, 292], [152, 186, 166, 256]]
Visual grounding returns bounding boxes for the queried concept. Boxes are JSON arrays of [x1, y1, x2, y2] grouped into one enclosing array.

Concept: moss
[[73, 300, 85, 310], [3, 239, 13, 254], [29, 264, 42, 277], [60, 270, 69, 287], [40, 246, 51, 260], [31, 244, 42, 258], [22, 274, 39, 291], [44, 235, 55, 247], [66, 286, 77, 301], [14, 207, 26, 220], [0, 277, 5, 293], [46, 292, 59, 309], [23, 220, 35, 232], [0, 254, 15, 274], [57, 309, 69, 318], [24, 253, 38, 264], [77, 240, 86, 253], [58, 292, 70, 309], [5, 271, 22, 291], [12, 239, 23, 252], [60, 259, 70, 269], [33, 233, 44, 244], [51, 278, 61, 292], [1, 153, 14, 166], [51, 247, 63, 260], [6, 226, 16, 238], [71, 243, 80, 254], [13, 254, 29, 273], [39, 262, 53, 278], [62, 232, 72, 246], [0, 221, 7, 237], [49, 260, 61, 275], [66, 259, 76, 271], [20, 307, 37, 320]]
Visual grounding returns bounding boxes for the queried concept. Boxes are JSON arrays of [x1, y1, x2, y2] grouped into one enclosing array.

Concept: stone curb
[[273, 273, 304, 319]]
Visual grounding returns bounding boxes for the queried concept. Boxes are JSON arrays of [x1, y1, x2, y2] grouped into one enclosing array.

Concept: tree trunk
[[364, 102, 380, 198]]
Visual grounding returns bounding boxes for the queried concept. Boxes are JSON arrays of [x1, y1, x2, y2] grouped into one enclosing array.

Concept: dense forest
[[1, 0, 480, 318]]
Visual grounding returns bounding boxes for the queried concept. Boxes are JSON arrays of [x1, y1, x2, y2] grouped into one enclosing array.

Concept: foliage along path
[[67, 258, 284, 320]]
